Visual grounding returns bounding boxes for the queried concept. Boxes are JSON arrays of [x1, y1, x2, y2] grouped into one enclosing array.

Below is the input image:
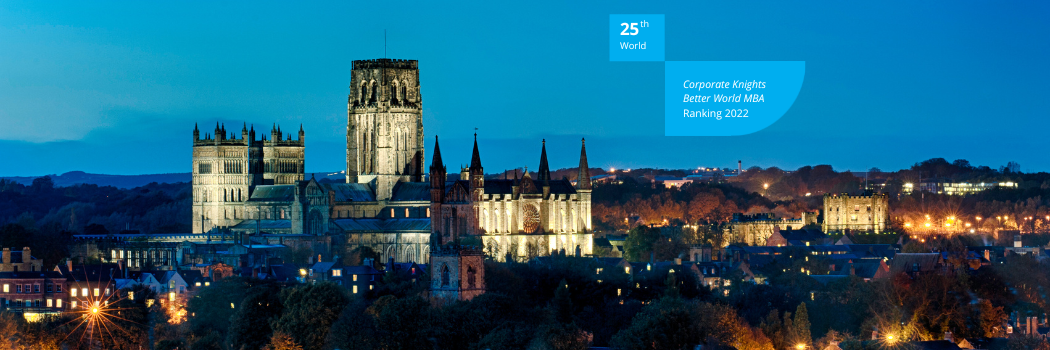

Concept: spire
[[431, 136, 444, 171], [577, 138, 592, 190], [537, 139, 550, 185], [299, 124, 304, 133], [430, 136, 447, 190], [194, 123, 199, 132], [469, 132, 482, 172], [242, 122, 247, 132]]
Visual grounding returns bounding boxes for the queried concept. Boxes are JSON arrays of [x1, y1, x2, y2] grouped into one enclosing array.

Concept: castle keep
[[190, 58, 594, 263], [822, 193, 888, 233]]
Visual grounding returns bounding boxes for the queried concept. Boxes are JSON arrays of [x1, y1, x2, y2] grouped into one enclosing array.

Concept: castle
[[191, 58, 593, 263], [822, 193, 888, 233]]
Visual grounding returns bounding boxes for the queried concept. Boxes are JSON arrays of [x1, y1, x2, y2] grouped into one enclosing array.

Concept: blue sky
[[1, 1, 1048, 176]]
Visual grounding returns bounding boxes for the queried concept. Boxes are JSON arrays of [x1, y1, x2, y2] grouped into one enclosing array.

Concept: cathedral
[[190, 58, 593, 263]]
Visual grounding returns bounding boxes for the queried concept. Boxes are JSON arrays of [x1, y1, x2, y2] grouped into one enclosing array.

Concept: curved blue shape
[[665, 61, 805, 136]]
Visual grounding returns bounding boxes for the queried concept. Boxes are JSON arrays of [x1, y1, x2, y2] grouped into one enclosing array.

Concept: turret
[[430, 136, 447, 192], [194, 123, 200, 141], [576, 138, 592, 190], [214, 123, 222, 141], [299, 124, 305, 144]]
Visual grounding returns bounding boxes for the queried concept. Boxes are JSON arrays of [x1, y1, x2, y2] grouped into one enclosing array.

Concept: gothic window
[[390, 81, 399, 104], [467, 266, 476, 289], [441, 264, 450, 287], [360, 83, 367, 105], [401, 82, 408, 102], [369, 81, 377, 103]]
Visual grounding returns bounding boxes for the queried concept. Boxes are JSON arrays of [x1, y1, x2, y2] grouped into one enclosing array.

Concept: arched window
[[467, 266, 476, 288], [369, 81, 377, 103], [360, 83, 367, 105], [441, 264, 450, 287], [390, 81, 399, 104], [401, 82, 408, 102]]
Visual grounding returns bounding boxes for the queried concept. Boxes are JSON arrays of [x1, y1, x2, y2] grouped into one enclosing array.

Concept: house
[[0, 270, 68, 317], [54, 261, 123, 311], [889, 253, 944, 277], [0, 247, 44, 272]]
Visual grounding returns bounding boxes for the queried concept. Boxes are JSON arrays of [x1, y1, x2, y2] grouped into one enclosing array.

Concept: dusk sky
[[1, 1, 1048, 176]]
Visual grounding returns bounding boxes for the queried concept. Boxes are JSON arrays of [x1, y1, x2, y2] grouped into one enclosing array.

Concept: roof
[[780, 229, 828, 241], [0, 271, 64, 280], [325, 183, 376, 202], [911, 341, 962, 350], [332, 218, 431, 233], [809, 275, 849, 285], [248, 185, 296, 202], [56, 263, 123, 282], [890, 253, 942, 274], [390, 182, 431, 201], [311, 261, 338, 273], [483, 179, 515, 194], [343, 265, 382, 275], [548, 179, 577, 195], [232, 220, 292, 229]]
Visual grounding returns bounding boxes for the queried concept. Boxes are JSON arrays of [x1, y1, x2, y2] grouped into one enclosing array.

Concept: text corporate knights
[[682, 80, 767, 91]]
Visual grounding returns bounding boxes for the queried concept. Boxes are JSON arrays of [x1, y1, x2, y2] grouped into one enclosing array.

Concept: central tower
[[346, 59, 425, 200]]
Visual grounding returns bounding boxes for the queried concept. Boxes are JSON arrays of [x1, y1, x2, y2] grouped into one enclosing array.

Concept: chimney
[[1, 248, 8, 264], [738, 160, 742, 174], [66, 258, 72, 272], [22, 247, 31, 263], [944, 331, 953, 343], [674, 257, 682, 265], [871, 327, 879, 340]]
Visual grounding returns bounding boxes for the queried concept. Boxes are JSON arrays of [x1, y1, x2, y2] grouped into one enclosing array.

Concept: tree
[[227, 283, 284, 350], [624, 225, 660, 261], [265, 332, 304, 350], [553, 279, 574, 324], [272, 282, 349, 350], [794, 303, 812, 347]]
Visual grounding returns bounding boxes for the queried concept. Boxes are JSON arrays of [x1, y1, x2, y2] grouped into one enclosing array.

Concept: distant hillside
[[1, 171, 349, 189], [1, 171, 191, 189]]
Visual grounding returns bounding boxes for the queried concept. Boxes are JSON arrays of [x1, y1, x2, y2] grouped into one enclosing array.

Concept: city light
[[763, 183, 769, 190], [796, 344, 806, 350]]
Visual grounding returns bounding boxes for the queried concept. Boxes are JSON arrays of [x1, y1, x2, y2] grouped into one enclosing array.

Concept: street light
[[796, 344, 806, 350], [886, 334, 897, 344]]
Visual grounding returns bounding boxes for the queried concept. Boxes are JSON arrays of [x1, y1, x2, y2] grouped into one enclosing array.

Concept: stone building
[[429, 136, 594, 261], [429, 245, 485, 304], [0, 247, 43, 272], [192, 123, 305, 233], [186, 58, 595, 264], [822, 193, 888, 233], [730, 212, 818, 246]]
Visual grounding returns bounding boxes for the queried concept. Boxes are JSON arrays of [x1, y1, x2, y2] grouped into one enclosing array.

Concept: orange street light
[[796, 344, 806, 350]]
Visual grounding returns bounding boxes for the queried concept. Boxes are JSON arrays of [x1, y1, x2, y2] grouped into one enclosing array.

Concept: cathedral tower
[[346, 59, 424, 200]]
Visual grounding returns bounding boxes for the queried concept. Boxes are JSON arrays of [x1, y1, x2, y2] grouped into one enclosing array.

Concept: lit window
[[57, 299, 62, 308], [81, 288, 87, 297], [196, 282, 201, 287], [333, 269, 342, 277], [405, 208, 410, 217], [390, 208, 395, 217], [71, 289, 77, 297], [205, 282, 210, 286], [47, 299, 53, 307], [353, 285, 358, 294], [369, 285, 373, 290], [129, 291, 134, 300], [2, 284, 7, 293], [427, 208, 431, 217], [353, 275, 357, 281], [71, 301, 77, 309], [93, 288, 100, 297]]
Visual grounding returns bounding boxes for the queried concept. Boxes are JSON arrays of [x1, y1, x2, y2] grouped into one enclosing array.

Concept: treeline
[[0, 176, 191, 234], [590, 177, 812, 233]]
